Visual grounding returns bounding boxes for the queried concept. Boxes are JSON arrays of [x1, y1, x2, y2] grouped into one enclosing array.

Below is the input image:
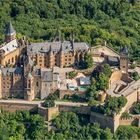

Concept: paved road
[[55, 101, 88, 107], [0, 99, 88, 107], [0, 99, 43, 105]]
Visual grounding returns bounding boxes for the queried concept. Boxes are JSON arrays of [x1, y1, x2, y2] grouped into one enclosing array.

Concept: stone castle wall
[[58, 105, 91, 115], [90, 111, 115, 132], [119, 118, 138, 126], [38, 106, 59, 121], [109, 70, 122, 86], [0, 102, 38, 112]]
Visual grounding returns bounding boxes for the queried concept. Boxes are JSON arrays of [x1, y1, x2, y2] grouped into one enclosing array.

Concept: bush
[[68, 71, 77, 79], [132, 72, 140, 81], [121, 112, 131, 119], [43, 99, 55, 108], [132, 102, 140, 114]]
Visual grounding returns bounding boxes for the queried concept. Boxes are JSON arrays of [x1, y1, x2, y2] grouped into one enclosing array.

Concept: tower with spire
[[5, 21, 16, 43]]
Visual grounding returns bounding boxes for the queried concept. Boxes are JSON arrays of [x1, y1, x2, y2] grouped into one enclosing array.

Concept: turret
[[59, 44, 64, 68], [0, 69, 2, 99], [49, 45, 54, 68], [120, 46, 128, 73], [24, 72, 35, 101], [5, 21, 16, 43]]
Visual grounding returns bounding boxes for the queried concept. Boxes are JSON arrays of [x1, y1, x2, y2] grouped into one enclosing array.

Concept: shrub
[[132, 102, 140, 114], [68, 71, 77, 79]]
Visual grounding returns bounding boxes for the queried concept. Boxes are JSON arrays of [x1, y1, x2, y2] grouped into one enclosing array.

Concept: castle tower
[[24, 72, 35, 101], [120, 46, 128, 73], [49, 45, 54, 68], [5, 21, 16, 43], [59, 44, 64, 68], [0, 70, 2, 99]]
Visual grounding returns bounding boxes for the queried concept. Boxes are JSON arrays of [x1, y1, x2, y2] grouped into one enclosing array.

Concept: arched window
[[15, 55, 18, 61], [12, 57, 14, 63]]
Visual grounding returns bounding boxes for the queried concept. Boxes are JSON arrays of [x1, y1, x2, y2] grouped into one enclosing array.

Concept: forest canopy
[[0, 0, 140, 62]]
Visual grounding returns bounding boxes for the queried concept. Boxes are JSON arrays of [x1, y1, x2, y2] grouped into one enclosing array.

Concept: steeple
[[5, 21, 16, 43], [53, 29, 61, 42]]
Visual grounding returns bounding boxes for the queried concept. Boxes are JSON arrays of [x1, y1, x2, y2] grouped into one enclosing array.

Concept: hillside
[[0, 0, 140, 61]]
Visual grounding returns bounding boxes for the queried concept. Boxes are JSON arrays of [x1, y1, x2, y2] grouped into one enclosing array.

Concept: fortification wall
[[90, 112, 115, 132], [109, 71, 122, 86], [0, 102, 38, 112], [125, 90, 138, 110], [119, 118, 138, 126], [38, 106, 59, 121], [58, 105, 91, 115]]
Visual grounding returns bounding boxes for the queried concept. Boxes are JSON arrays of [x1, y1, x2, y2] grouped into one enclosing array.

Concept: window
[[12, 57, 14, 63], [15, 55, 18, 61], [36, 81, 39, 87]]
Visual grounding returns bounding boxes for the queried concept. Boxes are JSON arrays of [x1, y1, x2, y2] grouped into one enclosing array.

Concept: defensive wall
[[0, 102, 38, 112], [0, 100, 140, 133]]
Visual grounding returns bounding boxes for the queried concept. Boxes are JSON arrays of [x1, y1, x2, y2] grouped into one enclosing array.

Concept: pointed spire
[[53, 28, 61, 42], [120, 46, 128, 55], [5, 21, 16, 36]]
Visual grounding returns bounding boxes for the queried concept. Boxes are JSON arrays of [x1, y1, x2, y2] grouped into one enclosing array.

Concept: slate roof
[[40, 67, 60, 82], [120, 46, 128, 55], [5, 21, 16, 36], [0, 39, 18, 55], [0, 67, 23, 76], [28, 41, 89, 55]]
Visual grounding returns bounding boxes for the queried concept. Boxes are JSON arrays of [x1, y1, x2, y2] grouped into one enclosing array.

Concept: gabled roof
[[0, 39, 18, 55], [5, 21, 16, 36], [0, 67, 23, 76], [28, 41, 89, 55]]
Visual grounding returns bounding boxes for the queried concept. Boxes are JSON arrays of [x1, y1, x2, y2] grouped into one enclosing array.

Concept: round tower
[[5, 21, 16, 43], [24, 72, 35, 101]]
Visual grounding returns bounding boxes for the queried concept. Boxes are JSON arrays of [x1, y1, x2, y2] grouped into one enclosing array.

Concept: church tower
[[5, 21, 16, 43], [120, 46, 128, 73]]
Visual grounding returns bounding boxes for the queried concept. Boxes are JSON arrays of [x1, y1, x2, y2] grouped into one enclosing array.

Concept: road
[[0, 99, 88, 107], [55, 101, 88, 107], [0, 99, 43, 105]]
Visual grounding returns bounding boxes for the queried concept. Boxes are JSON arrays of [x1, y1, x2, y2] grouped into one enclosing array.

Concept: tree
[[132, 101, 140, 114], [68, 71, 77, 79], [86, 78, 97, 100], [132, 72, 140, 81], [104, 96, 127, 116], [103, 64, 112, 77], [97, 73, 109, 91], [84, 53, 93, 69]]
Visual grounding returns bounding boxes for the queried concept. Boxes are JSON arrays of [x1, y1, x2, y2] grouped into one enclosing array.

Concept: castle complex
[[0, 22, 89, 101], [1, 22, 140, 133]]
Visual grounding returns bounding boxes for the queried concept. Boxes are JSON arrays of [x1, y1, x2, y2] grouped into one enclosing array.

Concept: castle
[[0, 22, 89, 101]]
